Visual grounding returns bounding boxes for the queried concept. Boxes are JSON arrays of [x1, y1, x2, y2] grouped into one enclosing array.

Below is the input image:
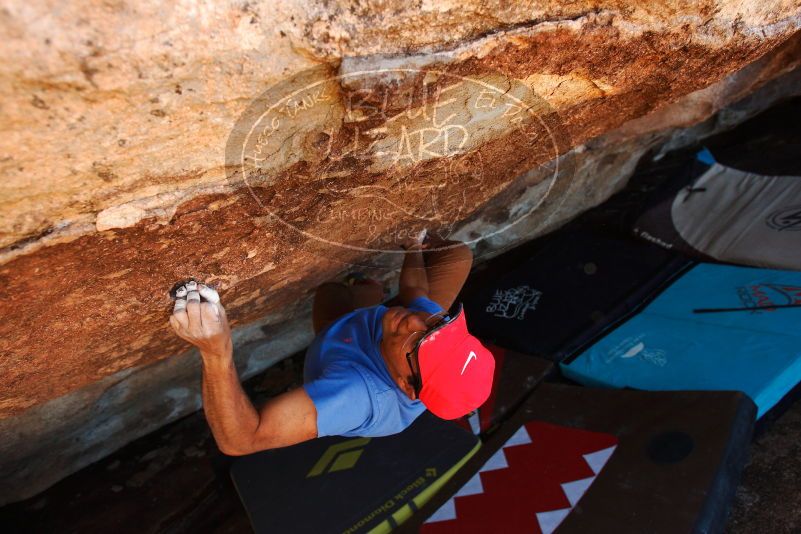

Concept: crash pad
[[632, 149, 801, 271], [414, 384, 755, 534], [230, 411, 480, 533], [463, 226, 689, 361], [454, 344, 553, 436], [561, 263, 801, 418]]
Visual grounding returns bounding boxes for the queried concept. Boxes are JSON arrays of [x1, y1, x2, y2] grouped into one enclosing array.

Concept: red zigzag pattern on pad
[[422, 421, 618, 534]]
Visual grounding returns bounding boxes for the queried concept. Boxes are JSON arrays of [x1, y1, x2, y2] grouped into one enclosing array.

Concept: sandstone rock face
[[0, 1, 800, 503]]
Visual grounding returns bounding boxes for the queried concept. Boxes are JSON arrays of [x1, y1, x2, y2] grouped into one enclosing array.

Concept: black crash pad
[[463, 227, 690, 361], [230, 411, 480, 533], [407, 384, 756, 534]]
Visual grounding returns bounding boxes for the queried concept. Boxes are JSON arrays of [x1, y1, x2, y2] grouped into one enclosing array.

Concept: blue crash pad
[[561, 263, 801, 418]]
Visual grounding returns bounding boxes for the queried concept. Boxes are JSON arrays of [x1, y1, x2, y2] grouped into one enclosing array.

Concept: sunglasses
[[405, 304, 463, 398]]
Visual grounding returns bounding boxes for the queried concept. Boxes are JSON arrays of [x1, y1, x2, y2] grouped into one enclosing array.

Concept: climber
[[168, 234, 494, 456]]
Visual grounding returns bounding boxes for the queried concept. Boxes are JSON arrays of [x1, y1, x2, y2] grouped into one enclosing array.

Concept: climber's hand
[[170, 283, 232, 359], [399, 228, 429, 251]]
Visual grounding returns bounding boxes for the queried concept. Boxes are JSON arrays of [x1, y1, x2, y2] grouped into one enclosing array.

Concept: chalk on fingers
[[185, 280, 198, 292], [173, 298, 187, 313], [201, 302, 221, 323], [175, 285, 188, 299], [198, 284, 220, 304], [187, 290, 201, 302]]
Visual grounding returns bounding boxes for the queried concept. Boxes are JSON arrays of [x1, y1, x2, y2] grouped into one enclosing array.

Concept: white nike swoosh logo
[[461, 351, 477, 375]]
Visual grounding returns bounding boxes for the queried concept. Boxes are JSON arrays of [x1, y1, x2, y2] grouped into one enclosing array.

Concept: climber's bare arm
[[169, 284, 317, 455], [399, 231, 430, 306], [200, 359, 317, 455]]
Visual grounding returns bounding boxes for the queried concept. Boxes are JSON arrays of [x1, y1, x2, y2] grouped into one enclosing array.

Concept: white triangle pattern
[[504, 425, 533, 447], [479, 448, 509, 472], [561, 476, 595, 507], [536, 508, 571, 534], [425, 427, 617, 532], [426, 426, 520, 523], [583, 446, 616, 475], [425, 429, 523, 524], [455, 473, 484, 497], [535, 444, 617, 533], [426, 472, 486, 524], [427, 497, 457, 522]]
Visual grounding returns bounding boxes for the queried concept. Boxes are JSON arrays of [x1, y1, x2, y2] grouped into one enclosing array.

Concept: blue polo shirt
[[303, 297, 444, 437]]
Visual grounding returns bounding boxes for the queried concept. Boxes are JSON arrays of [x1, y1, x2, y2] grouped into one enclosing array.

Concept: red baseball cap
[[417, 306, 495, 420]]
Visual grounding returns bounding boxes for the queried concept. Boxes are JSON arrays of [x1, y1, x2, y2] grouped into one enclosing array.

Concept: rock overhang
[[0, 0, 800, 504]]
